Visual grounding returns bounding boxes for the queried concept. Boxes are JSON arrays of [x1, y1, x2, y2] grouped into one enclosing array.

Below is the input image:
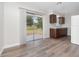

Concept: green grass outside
[[27, 26, 43, 35]]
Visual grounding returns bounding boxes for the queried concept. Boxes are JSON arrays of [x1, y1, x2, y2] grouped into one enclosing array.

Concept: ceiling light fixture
[[56, 2, 62, 5]]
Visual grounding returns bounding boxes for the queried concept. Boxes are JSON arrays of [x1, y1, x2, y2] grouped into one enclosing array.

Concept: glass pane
[[33, 17, 43, 40], [27, 15, 33, 35], [26, 15, 34, 41]]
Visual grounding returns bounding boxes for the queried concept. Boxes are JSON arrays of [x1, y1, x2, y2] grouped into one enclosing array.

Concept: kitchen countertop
[[50, 27, 67, 29]]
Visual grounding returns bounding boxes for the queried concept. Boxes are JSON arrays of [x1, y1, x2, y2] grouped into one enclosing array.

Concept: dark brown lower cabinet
[[50, 28, 67, 38]]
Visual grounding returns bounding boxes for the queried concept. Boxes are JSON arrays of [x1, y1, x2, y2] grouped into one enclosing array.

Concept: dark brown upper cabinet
[[59, 17, 65, 24], [50, 14, 57, 23]]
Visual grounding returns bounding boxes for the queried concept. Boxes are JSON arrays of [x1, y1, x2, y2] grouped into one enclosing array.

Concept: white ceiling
[[19, 2, 79, 15]]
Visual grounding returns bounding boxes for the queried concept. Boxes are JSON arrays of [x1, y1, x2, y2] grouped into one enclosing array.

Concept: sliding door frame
[[26, 13, 43, 41]]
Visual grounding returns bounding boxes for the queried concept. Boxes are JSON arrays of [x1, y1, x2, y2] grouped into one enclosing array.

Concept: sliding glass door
[[26, 14, 43, 41]]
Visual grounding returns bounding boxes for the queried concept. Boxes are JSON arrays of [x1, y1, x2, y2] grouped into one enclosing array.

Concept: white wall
[[4, 3, 20, 48], [64, 15, 71, 36], [19, 8, 27, 44], [71, 15, 79, 45], [0, 3, 4, 54], [43, 14, 50, 38]]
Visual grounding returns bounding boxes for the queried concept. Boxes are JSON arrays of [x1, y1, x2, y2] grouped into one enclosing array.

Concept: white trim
[[19, 7, 45, 16], [27, 13, 43, 18], [0, 48, 4, 56], [3, 43, 20, 49], [0, 43, 26, 56], [71, 41, 79, 45]]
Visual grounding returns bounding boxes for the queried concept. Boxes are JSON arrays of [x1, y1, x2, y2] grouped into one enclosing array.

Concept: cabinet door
[[60, 28, 67, 36], [50, 14, 56, 23], [59, 17, 65, 24], [50, 29, 55, 38]]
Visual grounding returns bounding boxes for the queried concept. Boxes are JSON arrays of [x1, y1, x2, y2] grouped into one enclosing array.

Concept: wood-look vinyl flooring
[[1, 37, 79, 57]]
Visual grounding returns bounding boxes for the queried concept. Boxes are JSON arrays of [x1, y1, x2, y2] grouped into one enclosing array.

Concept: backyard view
[[26, 15, 43, 36]]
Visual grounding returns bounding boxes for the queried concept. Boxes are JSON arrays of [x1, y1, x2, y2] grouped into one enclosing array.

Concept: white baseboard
[[0, 48, 4, 56], [0, 43, 24, 56], [3, 42, 27, 50], [71, 41, 79, 45], [3, 43, 20, 49], [67, 34, 71, 36], [0, 42, 26, 56]]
